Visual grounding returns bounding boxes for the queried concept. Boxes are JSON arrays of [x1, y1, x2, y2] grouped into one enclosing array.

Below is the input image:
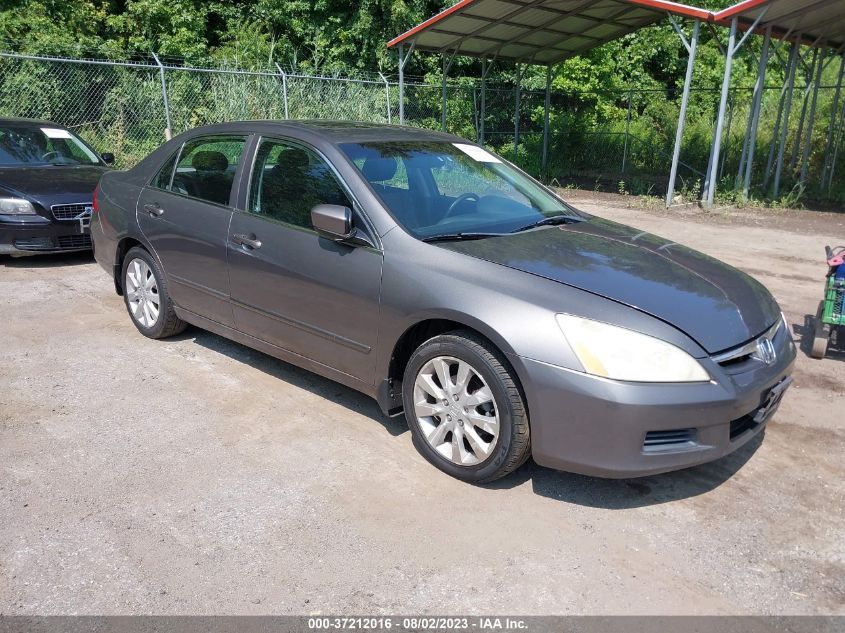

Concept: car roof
[[180, 120, 462, 145], [0, 117, 66, 128]]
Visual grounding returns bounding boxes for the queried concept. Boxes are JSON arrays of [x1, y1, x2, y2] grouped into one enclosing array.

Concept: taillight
[[92, 184, 99, 214]]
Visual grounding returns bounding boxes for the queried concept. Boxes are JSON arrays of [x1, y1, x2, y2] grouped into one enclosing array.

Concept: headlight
[[0, 198, 36, 215], [556, 314, 710, 383]]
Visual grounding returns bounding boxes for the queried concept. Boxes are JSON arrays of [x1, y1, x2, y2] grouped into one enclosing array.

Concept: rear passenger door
[[137, 135, 248, 328], [227, 137, 383, 383]]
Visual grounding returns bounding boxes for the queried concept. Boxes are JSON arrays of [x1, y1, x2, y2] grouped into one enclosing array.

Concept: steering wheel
[[41, 151, 62, 162], [444, 192, 479, 219]]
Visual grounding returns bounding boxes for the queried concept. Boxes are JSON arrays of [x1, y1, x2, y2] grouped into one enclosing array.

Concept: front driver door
[[227, 137, 383, 384], [137, 135, 248, 328]]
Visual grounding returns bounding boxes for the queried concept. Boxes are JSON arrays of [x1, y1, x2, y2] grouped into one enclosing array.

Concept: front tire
[[121, 246, 186, 339], [402, 330, 530, 483]]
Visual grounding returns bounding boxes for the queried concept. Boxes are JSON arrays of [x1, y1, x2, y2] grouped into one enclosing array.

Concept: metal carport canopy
[[716, 0, 845, 49], [386, 0, 711, 64]]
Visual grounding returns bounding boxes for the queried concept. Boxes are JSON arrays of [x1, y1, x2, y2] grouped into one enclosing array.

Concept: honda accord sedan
[[91, 121, 796, 483], [0, 117, 113, 256]]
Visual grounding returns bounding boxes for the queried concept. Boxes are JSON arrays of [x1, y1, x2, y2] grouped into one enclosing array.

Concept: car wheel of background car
[[811, 300, 830, 359], [402, 330, 531, 483], [121, 246, 186, 339]]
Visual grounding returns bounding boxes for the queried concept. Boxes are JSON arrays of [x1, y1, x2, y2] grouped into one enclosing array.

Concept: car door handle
[[232, 233, 262, 250], [144, 203, 164, 217]]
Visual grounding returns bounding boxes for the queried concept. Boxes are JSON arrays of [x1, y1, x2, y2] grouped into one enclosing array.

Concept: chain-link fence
[[1, 51, 842, 202]]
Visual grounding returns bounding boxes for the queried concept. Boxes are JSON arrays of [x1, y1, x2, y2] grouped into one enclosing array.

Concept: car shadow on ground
[[794, 314, 845, 361], [0, 252, 94, 268], [180, 326, 407, 437], [488, 433, 764, 509], [170, 325, 762, 508]]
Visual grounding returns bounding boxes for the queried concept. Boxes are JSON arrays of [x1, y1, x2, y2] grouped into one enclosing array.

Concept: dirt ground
[[1, 197, 844, 615]]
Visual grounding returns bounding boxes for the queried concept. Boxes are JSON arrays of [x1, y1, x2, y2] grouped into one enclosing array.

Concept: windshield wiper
[[421, 232, 505, 243], [510, 214, 582, 233]]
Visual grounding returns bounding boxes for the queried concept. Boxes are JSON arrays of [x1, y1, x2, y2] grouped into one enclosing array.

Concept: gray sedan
[[91, 121, 796, 483]]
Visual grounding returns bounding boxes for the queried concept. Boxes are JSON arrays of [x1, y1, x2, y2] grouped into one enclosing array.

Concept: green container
[[821, 276, 845, 327]]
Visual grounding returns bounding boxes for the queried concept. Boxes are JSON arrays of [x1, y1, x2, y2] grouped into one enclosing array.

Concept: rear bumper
[[512, 334, 797, 479], [0, 215, 91, 255]]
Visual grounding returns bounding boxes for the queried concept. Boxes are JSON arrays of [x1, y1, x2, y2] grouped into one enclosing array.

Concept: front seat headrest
[[274, 148, 310, 172], [361, 156, 398, 182]]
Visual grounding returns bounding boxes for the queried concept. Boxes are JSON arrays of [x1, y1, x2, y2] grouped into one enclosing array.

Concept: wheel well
[[382, 318, 528, 422], [113, 237, 145, 295], [389, 319, 489, 384]]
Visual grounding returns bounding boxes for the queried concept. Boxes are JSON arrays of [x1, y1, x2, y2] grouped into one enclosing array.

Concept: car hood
[[0, 165, 107, 206], [438, 217, 780, 354]]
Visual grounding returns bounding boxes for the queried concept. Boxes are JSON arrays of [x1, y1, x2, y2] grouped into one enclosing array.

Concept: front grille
[[13, 237, 54, 251], [712, 320, 782, 372], [56, 234, 92, 249], [13, 234, 92, 251], [729, 413, 760, 440], [51, 202, 92, 221], [643, 428, 696, 452]]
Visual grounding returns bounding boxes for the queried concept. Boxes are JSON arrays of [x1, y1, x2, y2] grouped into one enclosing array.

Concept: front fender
[[376, 230, 708, 393]]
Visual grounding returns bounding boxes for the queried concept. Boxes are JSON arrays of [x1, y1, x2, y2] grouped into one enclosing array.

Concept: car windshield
[[0, 124, 102, 166], [340, 140, 582, 239]]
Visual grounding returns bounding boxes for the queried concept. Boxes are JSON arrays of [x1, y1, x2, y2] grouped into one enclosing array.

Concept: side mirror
[[101, 152, 115, 165], [311, 204, 354, 240]]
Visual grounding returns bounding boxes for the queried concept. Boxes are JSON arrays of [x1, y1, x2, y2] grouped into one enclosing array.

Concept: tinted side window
[[170, 136, 247, 205], [248, 139, 352, 228], [152, 151, 178, 190]]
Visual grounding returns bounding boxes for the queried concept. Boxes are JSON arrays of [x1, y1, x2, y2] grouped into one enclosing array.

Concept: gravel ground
[[1, 199, 843, 615]]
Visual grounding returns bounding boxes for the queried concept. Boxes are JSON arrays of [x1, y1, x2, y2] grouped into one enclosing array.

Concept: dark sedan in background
[[92, 121, 796, 483], [0, 117, 112, 256]]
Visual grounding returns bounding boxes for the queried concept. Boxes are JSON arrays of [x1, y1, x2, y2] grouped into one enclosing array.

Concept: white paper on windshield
[[41, 127, 73, 139], [452, 143, 501, 163]]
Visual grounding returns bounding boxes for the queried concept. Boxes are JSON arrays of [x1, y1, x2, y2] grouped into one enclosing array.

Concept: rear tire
[[811, 301, 829, 359], [402, 330, 530, 483], [121, 246, 186, 339]]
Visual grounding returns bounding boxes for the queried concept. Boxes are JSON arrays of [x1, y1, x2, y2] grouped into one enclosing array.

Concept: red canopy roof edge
[[714, 0, 769, 21], [386, 0, 712, 50]]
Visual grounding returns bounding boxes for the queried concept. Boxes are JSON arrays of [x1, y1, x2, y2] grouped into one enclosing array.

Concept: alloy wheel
[[413, 355, 500, 466], [125, 257, 160, 328]]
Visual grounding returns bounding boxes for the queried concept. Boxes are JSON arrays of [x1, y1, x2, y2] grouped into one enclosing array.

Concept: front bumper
[[512, 331, 797, 478], [0, 214, 92, 255]]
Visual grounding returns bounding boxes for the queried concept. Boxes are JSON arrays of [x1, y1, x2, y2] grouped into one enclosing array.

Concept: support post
[[737, 26, 772, 200], [480, 61, 486, 144], [821, 52, 844, 187], [274, 63, 290, 119], [763, 66, 790, 190], [513, 63, 523, 158], [719, 96, 735, 181], [741, 27, 772, 200], [397, 42, 415, 126], [666, 18, 700, 207], [704, 17, 738, 206], [378, 72, 391, 123], [704, 8, 767, 205], [441, 52, 456, 132], [789, 49, 817, 173], [800, 45, 827, 186], [828, 97, 845, 192], [480, 59, 493, 145], [542, 64, 552, 177], [151, 52, 172, 140], [622, 88, 633, 174], [773, 39, 801, 198], [398, 45, 404, 125]]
